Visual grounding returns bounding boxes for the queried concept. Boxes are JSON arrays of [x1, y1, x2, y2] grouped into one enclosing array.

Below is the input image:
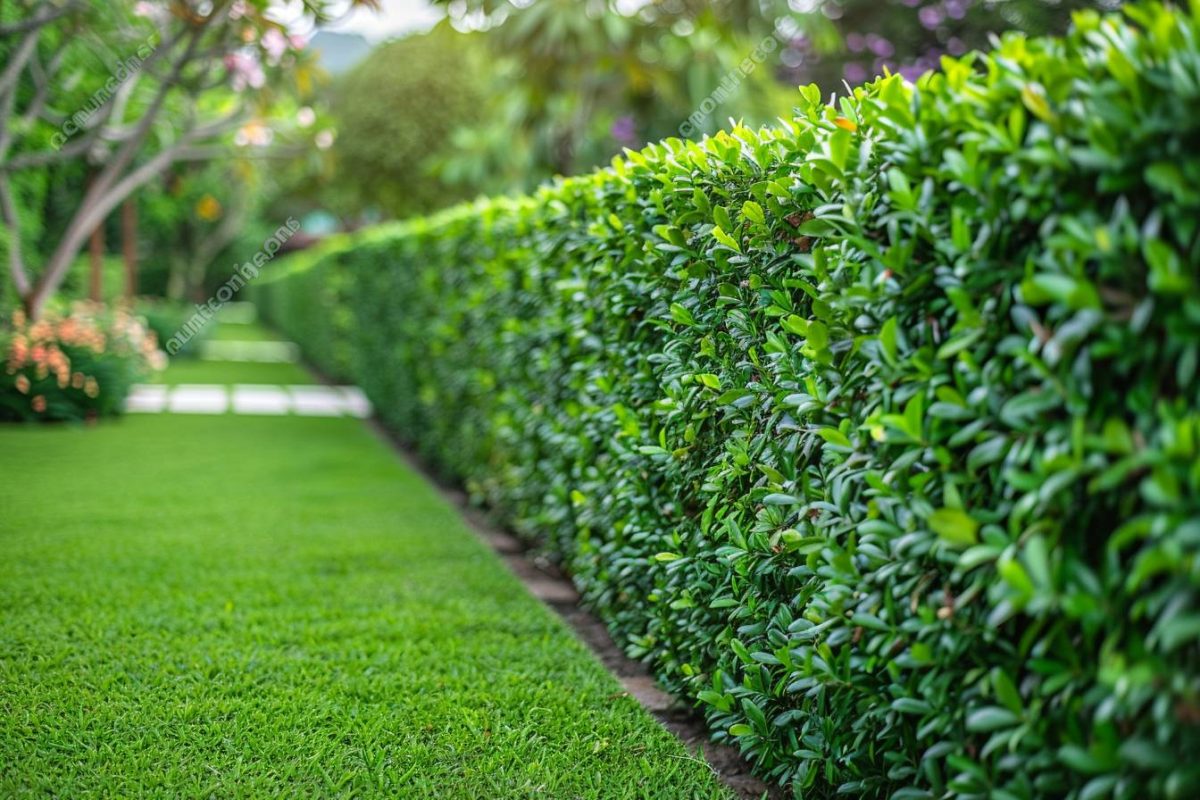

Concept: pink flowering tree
[[0, 0, 376, 318]]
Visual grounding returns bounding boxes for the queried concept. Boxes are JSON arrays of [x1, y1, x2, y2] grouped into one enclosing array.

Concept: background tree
[[430, 0, 1114, 191], [430, 0, 794, 193], [326, 24, 490, 221], [0, 0, 376, 318], [781, 0, 1122, 87]]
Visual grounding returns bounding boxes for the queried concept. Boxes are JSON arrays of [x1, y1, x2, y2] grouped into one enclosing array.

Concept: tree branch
[[0, 13, 41, 102], [26, 107, 245, 316], [0, 172, 30, 297], [0, 1, 77, 37], [87, 25, 203, 201]]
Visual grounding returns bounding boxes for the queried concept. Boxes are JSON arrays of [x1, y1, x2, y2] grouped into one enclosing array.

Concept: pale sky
[[276, 0, 444, 42]]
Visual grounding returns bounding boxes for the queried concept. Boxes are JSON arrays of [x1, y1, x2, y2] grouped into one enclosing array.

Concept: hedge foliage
[[259, 4, 1200, 797]]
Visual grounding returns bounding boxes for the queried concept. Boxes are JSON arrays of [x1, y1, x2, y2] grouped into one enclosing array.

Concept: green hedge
[[259, 4, 1200, 797]]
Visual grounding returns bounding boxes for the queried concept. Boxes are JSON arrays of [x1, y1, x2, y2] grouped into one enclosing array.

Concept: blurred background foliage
[[2, 0, 1115, 309], [323, 0, 1112, 217]]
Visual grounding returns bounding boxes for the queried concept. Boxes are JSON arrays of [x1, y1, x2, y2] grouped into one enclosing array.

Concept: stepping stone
[[169, 385, 228, 414], [200, 340, 300, 363], [338, 386, 372, 418], [289, 386, 345, 416], [524, 577, 579, 604], [231, 385, 291, 415], [124, 384, 168, 413], [619, 675, 675, 713]]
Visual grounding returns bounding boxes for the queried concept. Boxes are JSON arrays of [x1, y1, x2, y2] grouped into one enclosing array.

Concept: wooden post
[[122, 197, 137, 299]]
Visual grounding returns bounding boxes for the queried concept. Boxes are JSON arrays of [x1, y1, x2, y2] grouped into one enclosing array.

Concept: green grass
[[155, 316, 313, 384], [208, 320, 286, 342], [0, 408, 727, 796], [153, 359, 314, 386]]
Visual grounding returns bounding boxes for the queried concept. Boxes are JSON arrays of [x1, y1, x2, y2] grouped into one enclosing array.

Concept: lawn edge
[[281, 325, 782, 800], [355, 415, 781, 800]]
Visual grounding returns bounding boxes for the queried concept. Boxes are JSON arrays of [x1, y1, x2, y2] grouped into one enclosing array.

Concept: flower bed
[[1, 304, 166, 422]]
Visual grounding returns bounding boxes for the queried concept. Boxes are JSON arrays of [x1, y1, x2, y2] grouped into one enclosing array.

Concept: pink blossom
[[261, 28, 289, 66], [315, 129, 335, 150], [297, 106, 316, 128], [225, 52, 265, 91]]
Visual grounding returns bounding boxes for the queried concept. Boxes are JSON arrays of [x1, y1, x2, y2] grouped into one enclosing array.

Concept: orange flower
[[84, 377, 99, 399], [72, 372, 85, 389], [28, 320, 51, 342], [195, 194, 223, 221], [31, 395, 46, 413], [14, 374, 30, 394]]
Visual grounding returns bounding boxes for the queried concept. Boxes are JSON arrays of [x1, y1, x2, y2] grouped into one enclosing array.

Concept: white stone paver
[[231, 385, 291, 415], [124, 384, 169, 413], [289, 386, 346, 417], [169, 384, 230, 414], [200, 340, 300, 363], [338, 386, 372, 418], [126, 383, 372, 418]]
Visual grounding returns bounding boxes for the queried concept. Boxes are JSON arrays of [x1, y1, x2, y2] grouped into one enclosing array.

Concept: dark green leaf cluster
[[259, 4, 1200, 796]]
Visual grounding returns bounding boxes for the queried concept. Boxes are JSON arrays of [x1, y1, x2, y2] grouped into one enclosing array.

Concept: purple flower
[[843, 62, 868, 84], [919, 5, 944, 29], [867, 34, 895, 58], [611, 115, 637, 146], [945, 0, 972, 20], [846, 33, 866, 53], [947, 37, 967, 56]]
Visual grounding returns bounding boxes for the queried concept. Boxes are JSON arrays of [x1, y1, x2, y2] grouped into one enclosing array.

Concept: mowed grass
[[207, 319, 284, 341], [153, 358, 314, 386], [156, 318, 315, 385], [0, 410, 728, 797]]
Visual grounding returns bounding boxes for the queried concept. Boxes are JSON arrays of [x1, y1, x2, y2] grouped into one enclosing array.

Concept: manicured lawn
[[0, 386, 726, 795], [207, 320, 285, 341], [156, 317, 314, 385], [153, 358, 315, 386]]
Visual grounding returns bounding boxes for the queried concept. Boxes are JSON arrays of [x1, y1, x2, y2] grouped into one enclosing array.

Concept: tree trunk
[[89, 221, 105, 303], [122, 197, 137, 299]]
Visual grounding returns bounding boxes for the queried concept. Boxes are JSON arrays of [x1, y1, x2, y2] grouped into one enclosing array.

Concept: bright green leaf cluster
[[259, 4, 1200, 796]]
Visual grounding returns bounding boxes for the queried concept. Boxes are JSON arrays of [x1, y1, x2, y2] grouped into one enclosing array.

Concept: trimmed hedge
[[260, 4, 1200, 797]]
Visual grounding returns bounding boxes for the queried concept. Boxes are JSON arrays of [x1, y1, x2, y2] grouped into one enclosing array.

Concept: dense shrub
[[260, 4, 1200, 797], [1, 304, 166, 422], [329, 25, 490, 219], [255, 233, 360, 380], [134, 298, 213, 359]]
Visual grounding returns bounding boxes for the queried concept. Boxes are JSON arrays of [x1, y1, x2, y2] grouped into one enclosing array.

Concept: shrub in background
[[0, 304, 165, 422], [328, 25, 490, 220], [259, 4, 1200, 797], [254, 233, 359, 380], [134, 298, 214, 359]]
